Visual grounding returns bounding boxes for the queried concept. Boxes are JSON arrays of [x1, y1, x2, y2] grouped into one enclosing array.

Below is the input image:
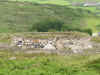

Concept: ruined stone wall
[[11, 33, 93, 54], [12, 36, 56, 49]]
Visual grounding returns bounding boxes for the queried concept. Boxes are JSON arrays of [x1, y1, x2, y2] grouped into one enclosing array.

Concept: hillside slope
[[0, 1, 100, 33], [10, 0, 70, 5]]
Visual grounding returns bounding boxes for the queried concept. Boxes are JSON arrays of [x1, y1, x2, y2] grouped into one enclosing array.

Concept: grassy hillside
[[0, 50, 100, 75], [10, 0, 100, 17], [11, 0, 70, 5], [14, 0, 100, 17], [0, 1, 100, 33]]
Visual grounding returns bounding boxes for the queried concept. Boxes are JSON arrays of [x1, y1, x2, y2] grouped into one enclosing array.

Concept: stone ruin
[[11, 36, 93, 53], [11, 36, 56, 50]]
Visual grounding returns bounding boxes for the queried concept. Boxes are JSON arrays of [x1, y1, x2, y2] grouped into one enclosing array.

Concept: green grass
[[84, 17, 100, 32], [0, 32, 89, 43], [0, 50, 100, 75], [11, 0, 100, 3], [0, 0, 100, 33], [0, 1, 99, 74], [0, 1, 100, 33], [11, 0, 70, 5]]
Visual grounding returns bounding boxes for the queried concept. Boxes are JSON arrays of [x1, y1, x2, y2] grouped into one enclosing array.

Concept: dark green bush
[[31, 18, 64, 32], [82, 28, 92, 35]]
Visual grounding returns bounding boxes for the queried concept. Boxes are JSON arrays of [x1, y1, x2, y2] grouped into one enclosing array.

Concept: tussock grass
[[0, 50, 100, 75]]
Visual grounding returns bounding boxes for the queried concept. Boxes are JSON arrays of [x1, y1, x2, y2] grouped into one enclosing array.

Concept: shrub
[[31, 18, 64, 32], [82, 28, 92, 35]]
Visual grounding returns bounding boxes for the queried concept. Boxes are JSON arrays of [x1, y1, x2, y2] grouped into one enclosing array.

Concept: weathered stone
[[56, 39, 64, 50], [44, 43, 56, 50], [11, 36, 93, 53], [9, 57, 16, 60], [92, 33, 98, 37]]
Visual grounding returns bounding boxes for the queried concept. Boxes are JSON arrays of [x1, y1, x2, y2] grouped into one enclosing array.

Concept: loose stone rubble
[[43, 43, 56, 50], [11, 36, 93, 54]]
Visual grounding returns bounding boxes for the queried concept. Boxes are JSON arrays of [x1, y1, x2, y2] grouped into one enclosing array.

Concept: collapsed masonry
[[11, 36, 93, 53], [11, 36, 56, 49]]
